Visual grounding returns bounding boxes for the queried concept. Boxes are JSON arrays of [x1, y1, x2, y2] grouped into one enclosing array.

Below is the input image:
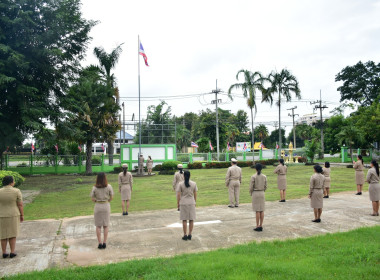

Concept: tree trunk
[[0, 151, 3, 170], [278, 91, 282, 150], [108, 140, 114, 165], [250, 108, 255, 162], [350, 144, 353, 162], [86, 140, 93, 174]]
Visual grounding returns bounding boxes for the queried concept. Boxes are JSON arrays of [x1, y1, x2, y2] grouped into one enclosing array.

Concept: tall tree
[[93, 44, 123, 163], [228, 70, 264, 153], [263, 69, 301, 150], [335, 61, 380, 107], [255, 124, 269, 142], [0, 0, 95, 165], [335, 124, 364, 162]]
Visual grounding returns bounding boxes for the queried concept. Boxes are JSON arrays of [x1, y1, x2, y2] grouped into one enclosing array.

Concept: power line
[[287, 106, 299, 149], [310, 90, 328, 158]]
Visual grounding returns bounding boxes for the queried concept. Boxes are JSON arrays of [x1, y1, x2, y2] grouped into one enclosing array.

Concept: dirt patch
[[21, 190, 41, 204]]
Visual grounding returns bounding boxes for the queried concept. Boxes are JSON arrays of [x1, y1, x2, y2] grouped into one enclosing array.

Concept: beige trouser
[[138, 165, 144, 174], [228, 180, 240, 206]]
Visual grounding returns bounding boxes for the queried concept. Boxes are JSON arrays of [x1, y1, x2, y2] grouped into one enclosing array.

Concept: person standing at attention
[[118, 164, 133, 215], [0, 176, 24, 259], [249, 163, 267, 232], [366, 160, 380, 216], [146, 156, 153, 175], [225, 158, 242, 208], [323, 162, 331, 198], [309, 165, 325, 223], [274, 159, 287, 202], [90, 172, 114, 249], [138, 154, 145, 175], [177, 170, 197, 241], [173, 164, 185, 211], [353, 155, 365, 195]]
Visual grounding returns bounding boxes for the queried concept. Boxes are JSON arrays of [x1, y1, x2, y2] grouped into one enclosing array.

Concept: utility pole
[[211, 80, 221, 161], [122, 102, 125, 145], [287, 106, 299, 149], [273, 121, 278, 130], [310, 90, 328, 158]]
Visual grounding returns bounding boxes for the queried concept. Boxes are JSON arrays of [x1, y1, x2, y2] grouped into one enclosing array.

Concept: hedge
[[161, 160, 182, 170], [0, 171, 25, 187]]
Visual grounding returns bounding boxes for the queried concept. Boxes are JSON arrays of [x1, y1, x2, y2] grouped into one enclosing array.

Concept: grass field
[[6, 226, 380, 280], [19, 165, 365, 220]]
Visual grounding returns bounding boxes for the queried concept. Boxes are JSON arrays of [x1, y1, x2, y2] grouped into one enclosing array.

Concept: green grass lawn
[[7, 226, 380, 280], [19, 165, 365, 220], [320, 156, 372, 163]]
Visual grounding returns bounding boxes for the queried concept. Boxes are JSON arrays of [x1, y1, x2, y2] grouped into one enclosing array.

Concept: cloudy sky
[[80, 0, 380, 135]]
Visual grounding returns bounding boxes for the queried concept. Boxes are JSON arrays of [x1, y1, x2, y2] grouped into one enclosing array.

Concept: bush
[[91, 156, 102, 165], [176, 155, 189, 162], [153, 164, 162, 171], [63, 157, 72, 166], [187, 162, 203, 169], [346, 164, 353, 168], [297, 157, 307, 163], [161, 160, 182, 171], [0, 171, 25, 187], [113, 166, 123, 173], [17, 162, 28, 167], [159, 170, 176, 175]]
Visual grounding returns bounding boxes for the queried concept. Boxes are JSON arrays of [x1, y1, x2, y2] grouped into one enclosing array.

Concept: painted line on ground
[[166, 220, 222, 228]]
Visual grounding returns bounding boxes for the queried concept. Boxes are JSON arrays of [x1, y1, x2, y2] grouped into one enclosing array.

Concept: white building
[[91, 131, 134, 155], [296, 113, 329, 125]]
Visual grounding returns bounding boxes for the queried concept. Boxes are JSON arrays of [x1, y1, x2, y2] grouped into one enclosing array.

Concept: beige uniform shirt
[[176, 180, 198, 205], [249, 173, 267, 195], [309, 173, 325, 195], [139, 157, 145, 165], [366, 167, 379, 184], [118, 172, 133, 189], [0, 185, 22, 217], [322, 167, 331, 178], [225, 165, 242, 186], [274, 165, 287, 176], [90, 184, 114, 202], [353, 161, 364, 171], [173, 172, 184, 190]]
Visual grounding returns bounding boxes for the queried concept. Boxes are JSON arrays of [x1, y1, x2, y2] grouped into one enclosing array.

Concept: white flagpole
[[138, 35, 142, 157]]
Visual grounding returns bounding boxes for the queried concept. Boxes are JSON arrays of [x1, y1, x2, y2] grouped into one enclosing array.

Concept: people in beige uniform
[[138, 154, 145, 175], [225, 158, 242, 208], [0, 176, 24, 259], [366, 160, 380, 216], [322, 162, 331, 198], [353, 155, 365, 195], [249, 163, 267, 232], [90, 173, 114, 249], [176, 170, 198, 241], [173, 164, 185, 211], [118, 164, 133, 215], [146, 156, 153, 175], [309, 165, 325, 223], [274, 159, 287, 202]]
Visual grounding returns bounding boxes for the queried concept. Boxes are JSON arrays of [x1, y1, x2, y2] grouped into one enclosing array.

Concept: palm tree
[[262, 69, 301, 150], [228, 70, 264, 157], [335, 124, 364, 161], [93, 44, 123, 164], [255, 124, 269, 142]]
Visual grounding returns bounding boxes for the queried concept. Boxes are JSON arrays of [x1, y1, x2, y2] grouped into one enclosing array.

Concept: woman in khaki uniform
[[323, 162, 331, 198], [91, 173, 114, 249], [353, 155, 365, 195], [0, 176, 24, 259], [118, 164, 133, 215], [309, 165, 325, 223], [366, 160, 380, 216], [173, 164, 184, 211], [249, 163, 267, 232], [146, 156, 153, 175], [274, 159, 287, 202], [176, 170, 197, 241]]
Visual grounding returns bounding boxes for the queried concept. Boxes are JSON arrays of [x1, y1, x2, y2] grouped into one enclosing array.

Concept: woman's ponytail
[[371, 160, 379, 176], [184, 170, 190, 188]]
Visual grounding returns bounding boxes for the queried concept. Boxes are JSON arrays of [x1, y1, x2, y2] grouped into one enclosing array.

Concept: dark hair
[[123, 166, 128, 176], [255, 163, 263, 175], [325, 162, 330, 168], [148, 156, 152, 160], [179, 167, 183, 174], [314, 165, 323, 173], [2, 176, 14, 186], [279, 159, 284, 166], [371, 160, 379, 176], [95, 172, 108, 188], [358, 155, 364, 165], [184, 170, 190, 188]]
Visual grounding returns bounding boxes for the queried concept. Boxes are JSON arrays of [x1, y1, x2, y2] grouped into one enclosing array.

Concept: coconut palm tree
[[93, 44, 123, 164], [228, 70, 264, 157], [255, 124, 269, 142], [262, 69, 301, 150], [335, 124, 364, 161]]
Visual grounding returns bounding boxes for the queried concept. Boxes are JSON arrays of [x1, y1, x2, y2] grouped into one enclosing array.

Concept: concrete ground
[[1, 192, 379, 277]]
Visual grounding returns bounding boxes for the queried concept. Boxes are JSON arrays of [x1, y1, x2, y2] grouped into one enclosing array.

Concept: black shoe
[[125, 212, 128, 215], [98, 244, 103, 249], [9, 253, 17, 258], [2, 253, 9, 258], [258, 227, 263, 231], [323, 196, 328, 198], [182, 235, 188, 241], [235, 205, 239, 207], [312, 219, 319, 223], [187, 235, 192, 240], [279, 200, 285, 202], [355, 192, 362, 195], [317, 219, 321, 223], [102, 243, 106, 249], [177, 208, 180, 211], [326, 196, 329, 198], [122, 212, 126, 215], [254, 227, 262, 231], [228, 205, 234, 208]]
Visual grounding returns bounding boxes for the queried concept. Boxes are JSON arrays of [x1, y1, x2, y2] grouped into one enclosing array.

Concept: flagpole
[[138, 35, 142, 157]]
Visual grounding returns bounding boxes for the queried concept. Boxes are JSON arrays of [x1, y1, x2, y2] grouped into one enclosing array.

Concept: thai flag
[[31, 143, 35, 152], [101, 143, 105, 151], [139, 42, 149, 66], [243, 142, 247, 151], [191, 141, 198, 148], [78, 145, 82, 152], [276, 142, 279, 149], [54, 144, 58, 153], [209, 141, 214, 151], [227, 142, 230, 151], [259, 142, 264, 150]]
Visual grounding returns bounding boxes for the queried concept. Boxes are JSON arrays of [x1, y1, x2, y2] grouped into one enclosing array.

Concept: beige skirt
[[355, 171, 365, 185], [0, 216, 20, 239], [311, 189, 324, 209], [324, 177, 331, 188], [252, 191, 265, 212], [179, 204, 196, 221], [94, 203, 111, 227], [369, 183, 380, 201], [120, 184, 131, 201], [277, 175, 287, 190]]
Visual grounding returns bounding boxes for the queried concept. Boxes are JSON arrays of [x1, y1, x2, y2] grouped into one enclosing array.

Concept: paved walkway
[[1, 192, 379, 277]]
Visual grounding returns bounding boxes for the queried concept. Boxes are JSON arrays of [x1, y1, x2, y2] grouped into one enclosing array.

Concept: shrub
[[161, 160, 182, 171], [0, 171, 25, 187], [113, 166, 123, 173], [17, 162, 28, 167], [187, 162, 203, 169], [63, 157, 72, 166], [346, 164, 353, 168], [159, 170, 176, 175], [91, 156, 102, 165], [153, 164, 162, 171], [297, 157, 307, 163], [75, 178, 83, 184], [176, 154, 189, 162]]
